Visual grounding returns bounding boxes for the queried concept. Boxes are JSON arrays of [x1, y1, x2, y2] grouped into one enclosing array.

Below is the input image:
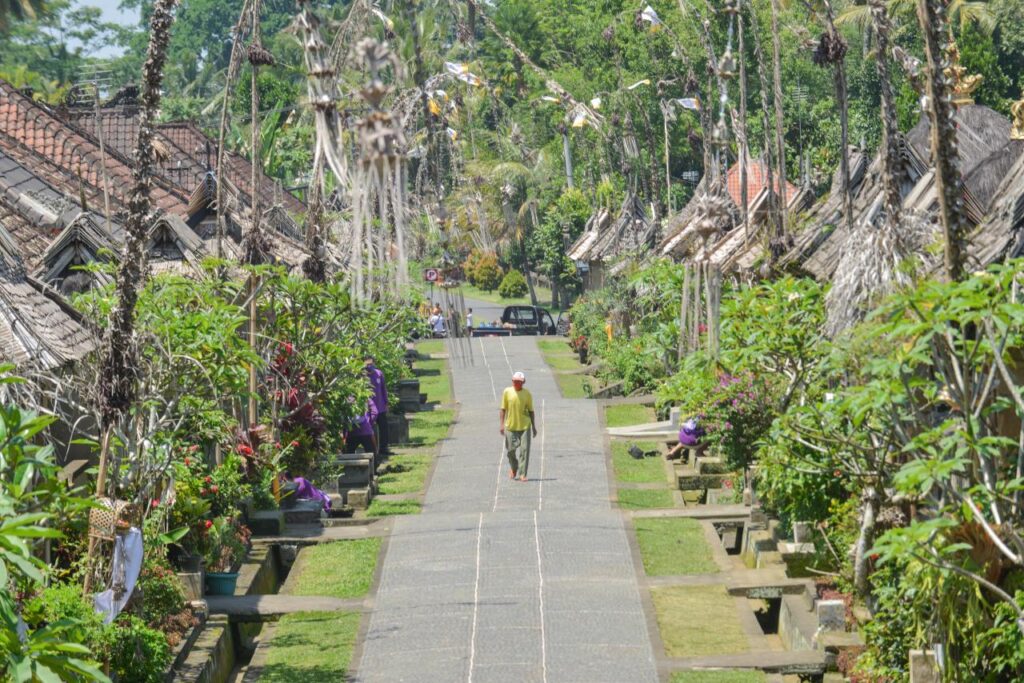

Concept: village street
[[354, 335, 660, 683]]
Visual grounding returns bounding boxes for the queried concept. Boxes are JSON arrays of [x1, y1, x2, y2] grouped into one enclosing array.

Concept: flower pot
[[169, 545, 204, 573], [204, 572, 240, 596]]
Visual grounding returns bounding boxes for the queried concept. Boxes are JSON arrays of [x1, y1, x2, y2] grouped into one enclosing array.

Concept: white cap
[[512, 371, 526, 381]]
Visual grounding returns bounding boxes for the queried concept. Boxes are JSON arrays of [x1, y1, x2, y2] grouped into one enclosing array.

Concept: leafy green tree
[[498, 269, 528, 298]]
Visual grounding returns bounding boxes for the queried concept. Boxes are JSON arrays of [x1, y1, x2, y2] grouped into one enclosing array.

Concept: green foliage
[[0, 399, 107, 682], [138, 562, 187, 631], [467, 251, 504, 291], [498, 268, 529, 298], [100, 616, 171, 683]]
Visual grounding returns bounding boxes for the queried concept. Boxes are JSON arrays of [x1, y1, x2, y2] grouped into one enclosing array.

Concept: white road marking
[[492, 433, 506, 512], [499, 336, 513, 374], [478, 338, 497, 400], [539, 399, 545, 511], [534, 510, 548, 683], [468, 512, 484, 683]]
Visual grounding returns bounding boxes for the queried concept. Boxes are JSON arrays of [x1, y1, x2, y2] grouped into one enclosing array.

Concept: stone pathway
[[353, 336, 659, 683]]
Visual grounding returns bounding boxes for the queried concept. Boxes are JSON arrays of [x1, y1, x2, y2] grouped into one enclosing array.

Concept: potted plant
[[202, 517, 249, 596]]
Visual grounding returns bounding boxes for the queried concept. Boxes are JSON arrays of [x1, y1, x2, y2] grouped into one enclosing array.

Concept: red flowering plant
[[201, 516, 251, 573], [695, 372, 776, 470], [167, 450, 251, 560]]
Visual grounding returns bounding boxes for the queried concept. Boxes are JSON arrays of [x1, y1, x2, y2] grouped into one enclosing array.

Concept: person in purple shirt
[[282, 471, 331, 512], [344, 397, 378, 455], [365, 355, 392, 455]]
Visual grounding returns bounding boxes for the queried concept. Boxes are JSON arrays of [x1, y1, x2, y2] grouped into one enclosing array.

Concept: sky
[[83, 0, 138, 24]]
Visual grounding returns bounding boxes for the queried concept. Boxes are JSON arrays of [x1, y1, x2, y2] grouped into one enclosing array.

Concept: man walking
[[500, 371, 537, 482]]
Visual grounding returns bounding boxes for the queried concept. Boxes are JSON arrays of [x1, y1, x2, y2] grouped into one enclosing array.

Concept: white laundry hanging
[[93, 527, 144, 624]]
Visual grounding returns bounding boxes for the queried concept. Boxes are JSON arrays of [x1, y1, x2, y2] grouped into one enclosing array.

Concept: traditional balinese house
[[0, 221, 95, 370], [788, 104, 1024, 280], [568, 206, 612, 290], [968, 144, 1024, 267], [568, 194, 655, 290], [60, 88, 311, 268], [659, 157, 803, 271]]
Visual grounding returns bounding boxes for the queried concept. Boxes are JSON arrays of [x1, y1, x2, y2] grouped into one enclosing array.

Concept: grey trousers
[[505, 429, 532, 477]]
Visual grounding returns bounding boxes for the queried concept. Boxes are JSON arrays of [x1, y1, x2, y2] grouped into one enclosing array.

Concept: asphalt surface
[[353, 336, 659, 683]]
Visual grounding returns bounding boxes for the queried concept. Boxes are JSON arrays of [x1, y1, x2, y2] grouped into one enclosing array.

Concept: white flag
[[640, 5, 662, 27]]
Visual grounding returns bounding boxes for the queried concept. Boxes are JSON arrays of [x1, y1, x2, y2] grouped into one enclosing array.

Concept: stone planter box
[[388, 412, 410, 445], [398, 379, 421, 412]]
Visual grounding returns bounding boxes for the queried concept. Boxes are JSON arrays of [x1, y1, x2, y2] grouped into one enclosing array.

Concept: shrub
[[469, 252, 503, 291], [102, 616, 172, 683], [139, 562, 187, 632], [498, 269, 528, 298]]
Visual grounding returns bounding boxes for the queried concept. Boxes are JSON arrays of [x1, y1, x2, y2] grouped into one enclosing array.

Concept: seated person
[[281, 471, 331, 512], [666, 418, 705, 460], [428, 312, 447, 337]]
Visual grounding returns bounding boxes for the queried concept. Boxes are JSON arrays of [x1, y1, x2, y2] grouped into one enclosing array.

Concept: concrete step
[[205, 595, 364, 621], [337, 459, 374, 488], [677, 471, 730, 491], [694, 456, 729, 475], [668, 650, 827, 675]]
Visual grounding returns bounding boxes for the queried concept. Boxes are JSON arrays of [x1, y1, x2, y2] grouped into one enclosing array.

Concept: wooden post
[[83, 425, 113, 595], [679, 266, 691, 362]]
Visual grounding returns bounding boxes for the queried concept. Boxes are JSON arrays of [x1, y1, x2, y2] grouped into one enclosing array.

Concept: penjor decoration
[[350, 38, 409, 303]]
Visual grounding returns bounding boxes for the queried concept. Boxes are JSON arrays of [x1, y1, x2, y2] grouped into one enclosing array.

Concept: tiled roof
[[65, 108, 305, 216], [158, 121, 306, 214], [0, 81, 189, 215], [725, 157, 799, 211], [0, 199, 58, 271]]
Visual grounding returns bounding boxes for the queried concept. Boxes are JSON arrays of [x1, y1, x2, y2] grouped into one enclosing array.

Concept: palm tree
[[0, 0, 46, 31], [837, 0, 995, 33]]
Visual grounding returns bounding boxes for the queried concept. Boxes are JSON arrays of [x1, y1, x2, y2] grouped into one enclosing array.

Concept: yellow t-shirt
[[501, 387, 534, 432]]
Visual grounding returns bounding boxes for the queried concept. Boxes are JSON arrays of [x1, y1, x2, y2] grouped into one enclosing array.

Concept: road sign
[[423, 268, 440, 283]]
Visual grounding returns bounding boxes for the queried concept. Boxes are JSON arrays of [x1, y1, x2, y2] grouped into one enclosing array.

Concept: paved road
[[354, 336, 659, 683]]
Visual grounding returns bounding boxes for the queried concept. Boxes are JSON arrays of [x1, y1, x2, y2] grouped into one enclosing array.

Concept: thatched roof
[[969, 146, 1024, 267], [0, 222, 95, 369], [569, 194, 654, 265], [789, 104, 1022, 281]]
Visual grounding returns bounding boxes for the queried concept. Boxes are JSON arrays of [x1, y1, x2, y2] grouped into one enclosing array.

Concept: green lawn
[[537, 339, 573, 355], [617, 488, 675, 510], [366, 499, 422, 517], [414, 358, 451, 404], [670, 670, 764, 683], [460, 282, 561, 311], [408, 409, 454, 447], [652, 585, 749, 657], [376, 454, 431, 495], [605, 404, 656, 429], [260, 611, 360, 682], [416, 339, 445, 356], [285, 539, 381, 599], [634, 518, 719, 576], [554, 372, 589, 399], [611, 441, 665, 483], [545, 354, 584, 372]]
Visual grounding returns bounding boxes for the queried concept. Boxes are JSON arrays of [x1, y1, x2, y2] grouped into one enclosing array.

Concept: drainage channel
[[171, 540, 301, 683]]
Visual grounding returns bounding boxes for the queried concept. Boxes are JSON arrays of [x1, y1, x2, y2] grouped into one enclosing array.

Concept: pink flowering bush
[[695, 373, 775, 469]]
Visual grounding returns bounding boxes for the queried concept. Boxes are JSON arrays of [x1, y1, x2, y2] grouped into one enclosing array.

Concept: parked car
[[471, 305, 558, 337]]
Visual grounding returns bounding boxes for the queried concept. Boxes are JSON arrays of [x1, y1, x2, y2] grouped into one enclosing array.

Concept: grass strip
[[408, 409, 454, 447], [285, 539, 381, 599], [260, 611, 360, 682], [376, 454, 431, 495], [617, 488, 675, 510], [554, 372, 589, 399], [367, 499, 422, 517], [605, 404, 656, 428], [670, 671, 765, 683], [415, 339, 445, 356], [652, 585, 749, 658], [634, 518, 719, 576], [414, 358, 451, 404], [545, 355, 585, 372], [537, 339, 573, 355], [611, 441, 665, 483]]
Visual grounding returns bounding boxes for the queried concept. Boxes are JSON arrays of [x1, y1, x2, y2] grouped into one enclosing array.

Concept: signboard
[[423, 268, 440, 283]]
